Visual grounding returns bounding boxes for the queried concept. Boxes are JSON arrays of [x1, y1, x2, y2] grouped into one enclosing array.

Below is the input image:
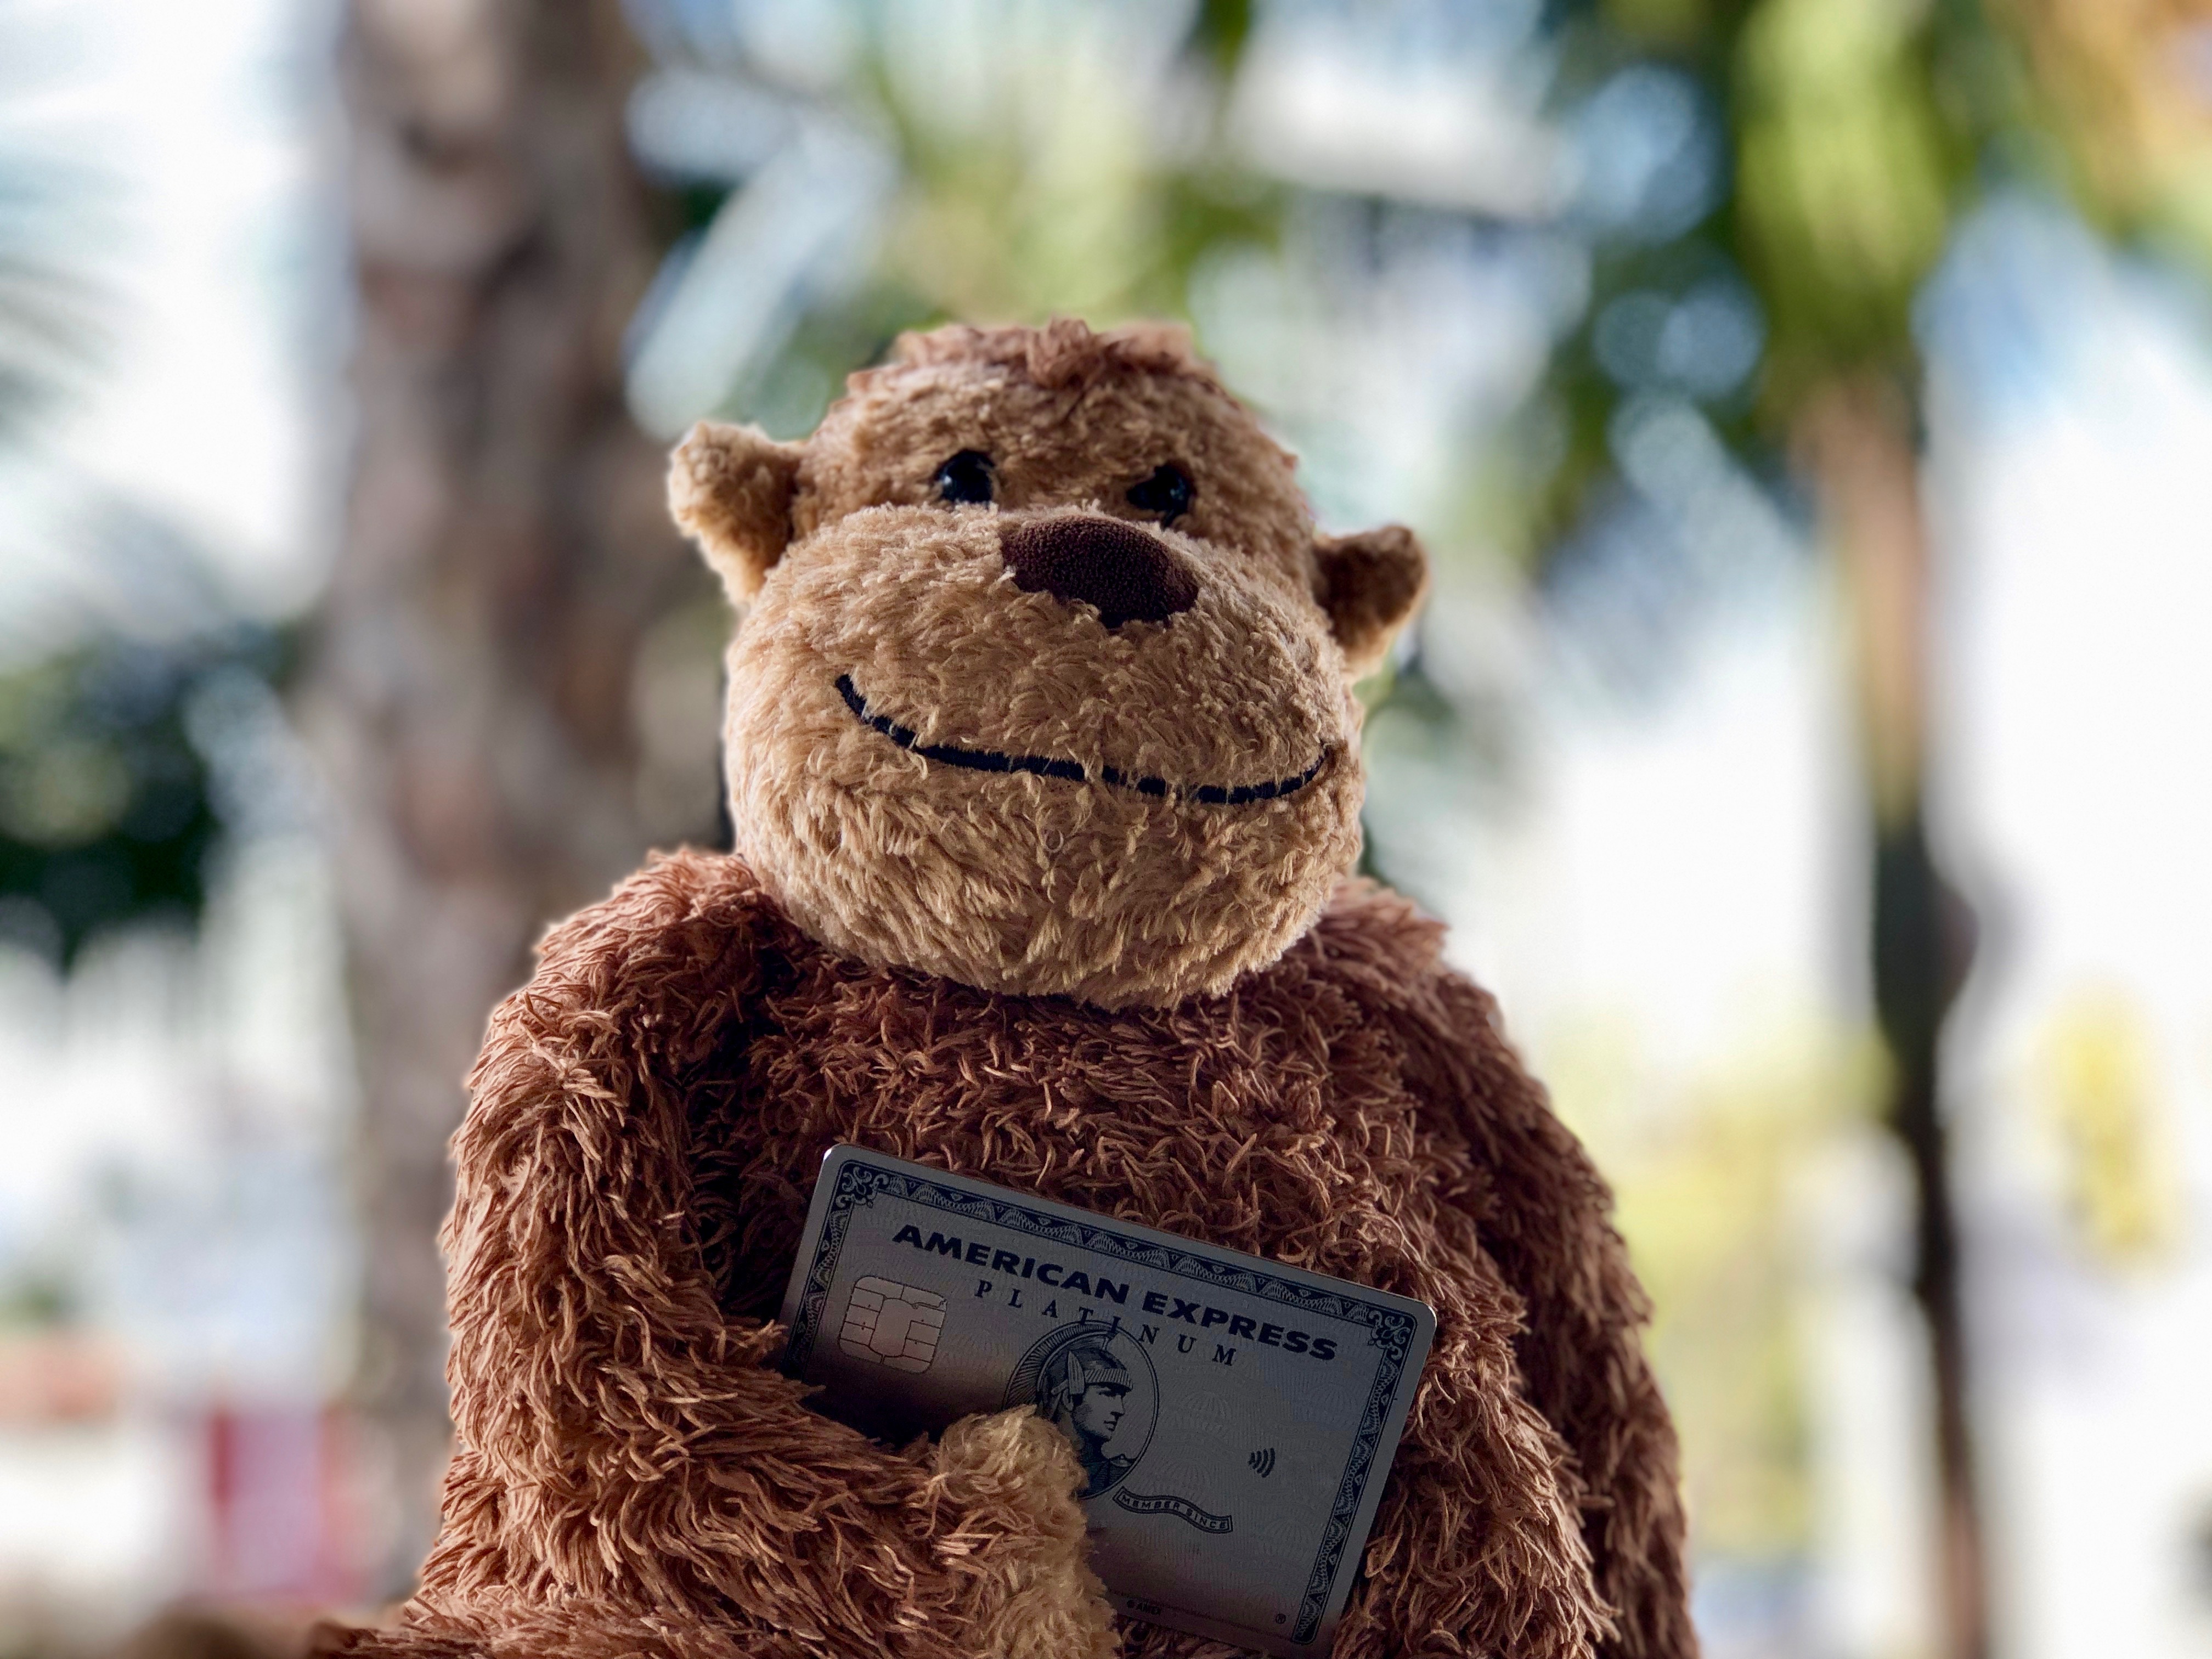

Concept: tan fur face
[[670, 320, 1426, 1009]]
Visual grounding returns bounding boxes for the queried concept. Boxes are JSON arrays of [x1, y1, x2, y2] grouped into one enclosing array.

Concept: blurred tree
[[1996, 0, 2212, 261], [620, 0, 1281, 443], [1532, 0, 1990, 1646], [1535, 1, 2212, 1653], [313, 0, 715, 1593], [0, 633, 261, 966], [0, 3, 287, 971]]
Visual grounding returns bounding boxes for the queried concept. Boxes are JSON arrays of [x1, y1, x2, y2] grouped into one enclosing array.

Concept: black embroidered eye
[[934, 449, 995, 505], [1126, 463, 1194, 527]]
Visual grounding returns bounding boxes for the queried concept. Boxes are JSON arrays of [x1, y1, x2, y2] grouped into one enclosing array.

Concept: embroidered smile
[[836, 675, 1329, 806]]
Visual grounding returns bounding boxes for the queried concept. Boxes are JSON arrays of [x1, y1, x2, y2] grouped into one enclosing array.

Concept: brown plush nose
[[999, 515, 1198, 630]]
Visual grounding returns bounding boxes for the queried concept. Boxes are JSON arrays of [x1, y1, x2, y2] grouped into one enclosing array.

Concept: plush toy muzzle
[[836, 511, 1330, 808]]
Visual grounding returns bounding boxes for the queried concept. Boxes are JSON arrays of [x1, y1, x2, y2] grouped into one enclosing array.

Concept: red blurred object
[[200, 1403, 363, 1605]]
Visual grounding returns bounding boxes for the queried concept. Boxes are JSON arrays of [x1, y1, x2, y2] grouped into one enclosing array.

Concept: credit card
[[778, 1146, 1437, 1657]]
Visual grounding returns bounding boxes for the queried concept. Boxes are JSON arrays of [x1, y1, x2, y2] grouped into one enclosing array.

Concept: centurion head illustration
[[1020, 1324, 1156, 1497]]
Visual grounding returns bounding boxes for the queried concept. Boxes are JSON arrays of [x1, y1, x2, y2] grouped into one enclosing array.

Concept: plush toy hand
[[925, 1407, 1119, 1659], [314, 1404, 1115, 1659]]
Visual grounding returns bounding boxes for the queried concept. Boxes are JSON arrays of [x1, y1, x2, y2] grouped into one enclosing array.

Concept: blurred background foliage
[[0, 0, 299, 974], [0, 640, 229, 966]]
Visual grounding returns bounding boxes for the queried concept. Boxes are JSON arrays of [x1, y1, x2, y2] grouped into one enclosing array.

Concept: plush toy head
[[668, 319, 1425, 1009]]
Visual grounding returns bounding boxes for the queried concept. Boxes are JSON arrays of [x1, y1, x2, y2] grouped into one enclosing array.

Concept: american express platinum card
[[777, 1146, 1437, 1658]]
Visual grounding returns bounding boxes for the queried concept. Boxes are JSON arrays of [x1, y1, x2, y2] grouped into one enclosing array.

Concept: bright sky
[[0, 0, 339, 657]]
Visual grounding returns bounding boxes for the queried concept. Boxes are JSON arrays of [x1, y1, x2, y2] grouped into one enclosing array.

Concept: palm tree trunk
[[1801, 381, 1987, 1659], [308, 0, 703, 1597]]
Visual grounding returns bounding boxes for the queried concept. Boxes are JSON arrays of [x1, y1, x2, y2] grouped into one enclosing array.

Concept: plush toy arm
[[414, 855, 1115, 1659], [1324, 1249, 1614, 1659], [1402, 972, 1700, 1659]]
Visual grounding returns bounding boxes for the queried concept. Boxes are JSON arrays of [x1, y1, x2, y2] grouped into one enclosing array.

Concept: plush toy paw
[[928, 1407, 1119, 1659]]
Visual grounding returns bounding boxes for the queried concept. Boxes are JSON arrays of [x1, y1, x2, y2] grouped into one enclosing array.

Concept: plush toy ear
[[668, 420, 803, 605], [1314, 524, 1428, 677]]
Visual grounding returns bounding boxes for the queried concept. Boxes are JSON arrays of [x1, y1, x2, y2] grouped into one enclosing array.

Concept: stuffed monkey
[[319, 319, 1696, 1659]]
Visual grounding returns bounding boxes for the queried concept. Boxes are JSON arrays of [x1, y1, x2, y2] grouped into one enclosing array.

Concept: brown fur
[[339, 855, 1691, 1659], [882, 318, 1227, 397], [1314, 526, 1429, 679], [669, 425, 804, 604], [340, 322, 1694, 1658]]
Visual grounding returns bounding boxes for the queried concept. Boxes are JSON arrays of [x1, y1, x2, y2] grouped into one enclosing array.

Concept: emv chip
[[838, 1276, 946, 1372]]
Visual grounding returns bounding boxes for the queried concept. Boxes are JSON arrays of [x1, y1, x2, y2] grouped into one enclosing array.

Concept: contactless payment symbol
[[838, 1277, 945, 1372]]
